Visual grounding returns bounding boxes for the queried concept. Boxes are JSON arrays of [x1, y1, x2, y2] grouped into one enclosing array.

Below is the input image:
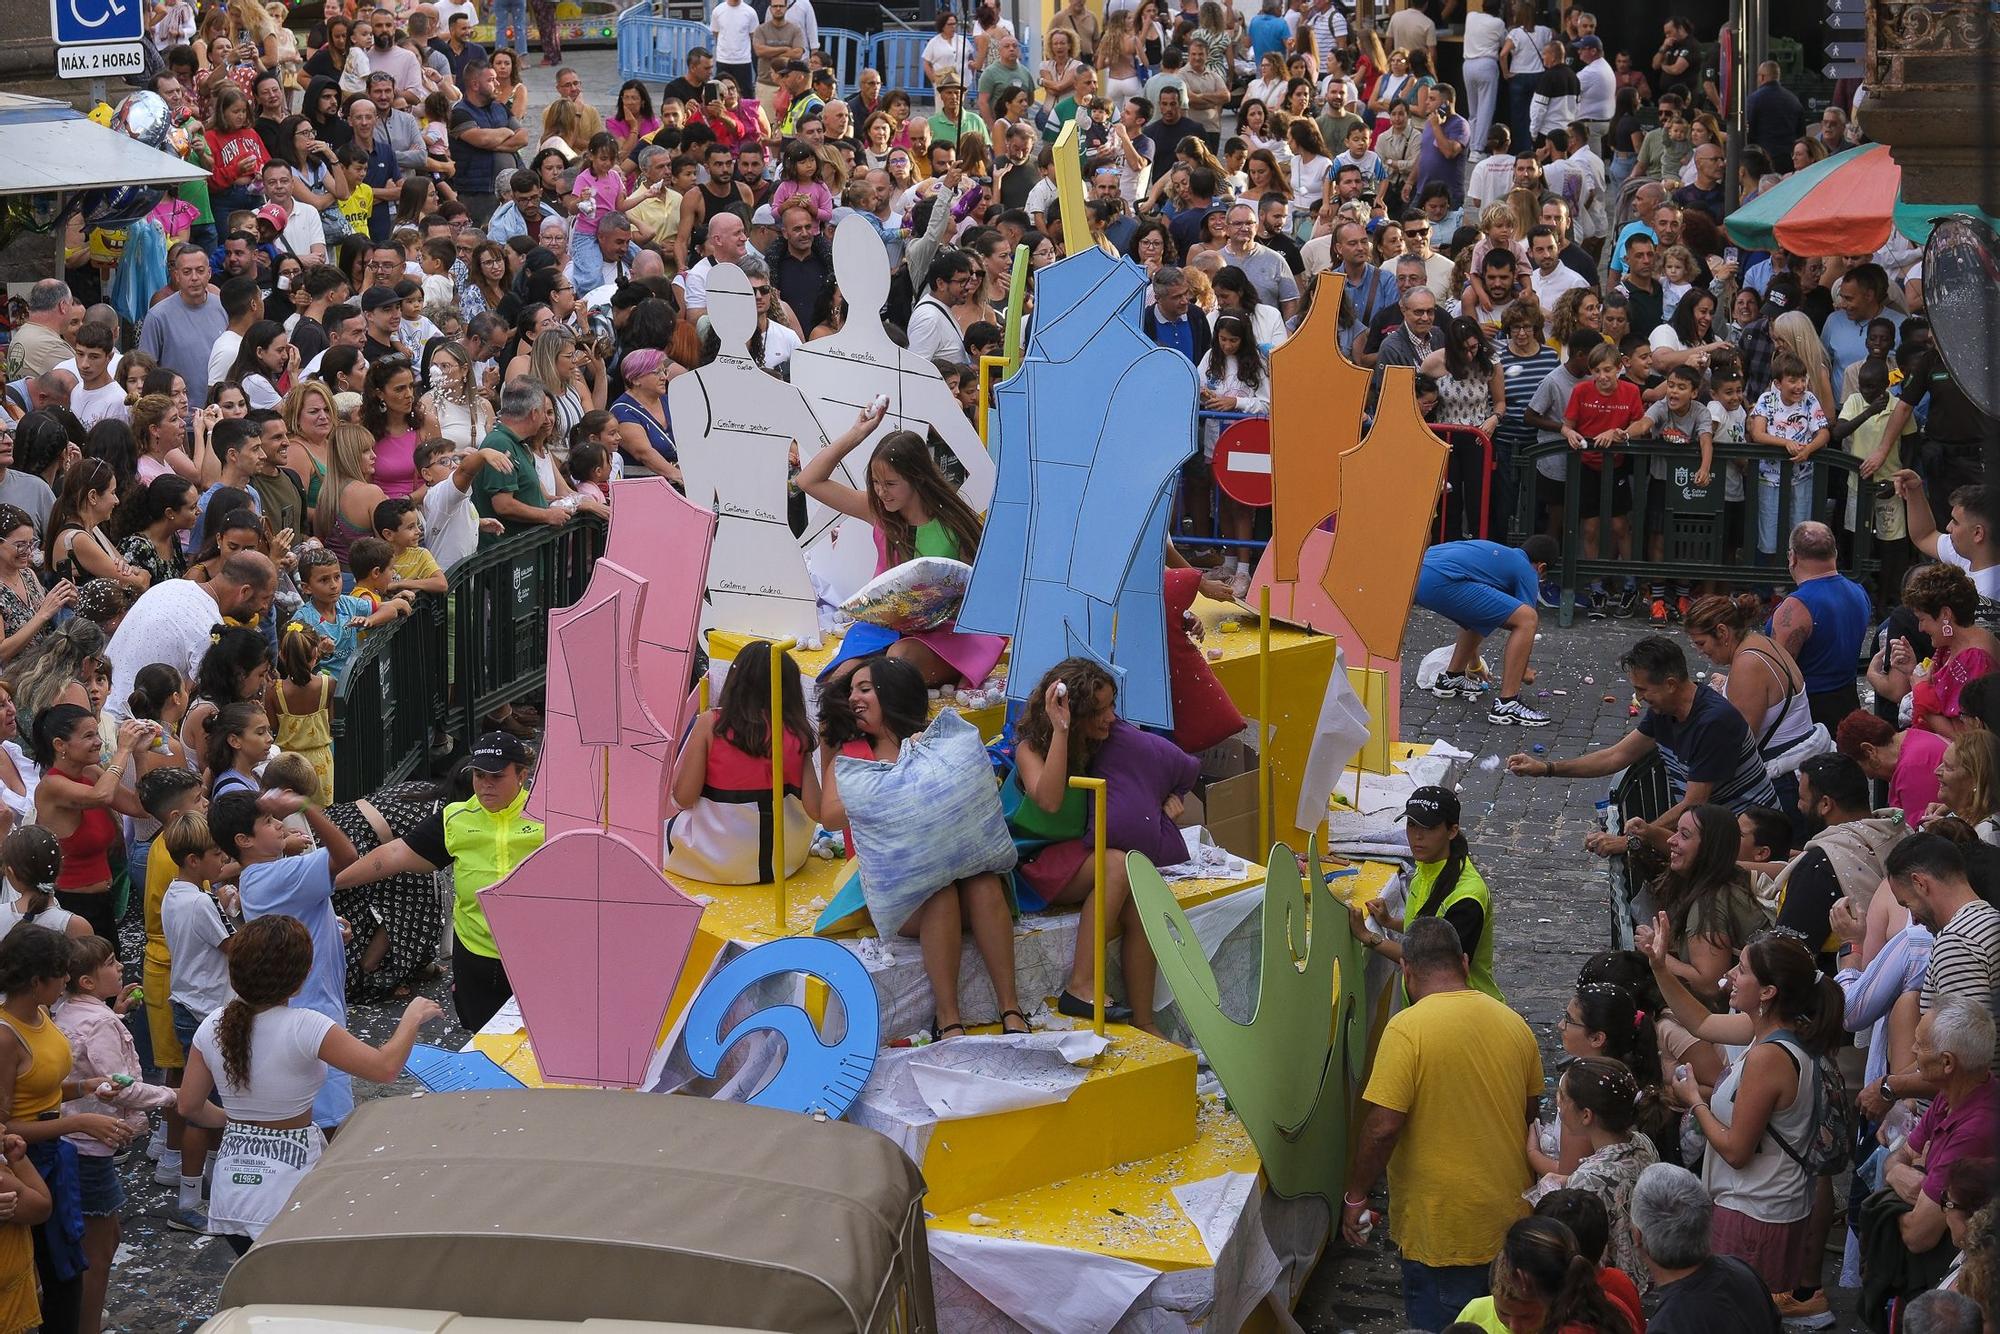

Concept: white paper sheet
[[1169, 1171, 1259, 1263], [908, 1031, 1112, 1120], [1295, 648, 1374, 833], [928, 1228, 1161, 1334]]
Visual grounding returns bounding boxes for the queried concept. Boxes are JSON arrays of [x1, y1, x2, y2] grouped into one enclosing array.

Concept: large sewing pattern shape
[[958, 245, 1197, 728], [479, 829, 707, 1089], [788, 215, 998, 605], [667, 262, 827, 641]]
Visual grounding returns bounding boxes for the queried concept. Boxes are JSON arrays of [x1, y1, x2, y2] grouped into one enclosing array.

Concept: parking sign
[[51, 0, 144, 80]]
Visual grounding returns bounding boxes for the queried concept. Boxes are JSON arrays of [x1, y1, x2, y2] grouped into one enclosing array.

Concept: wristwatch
[[1878, 1075, 1896, 1102]]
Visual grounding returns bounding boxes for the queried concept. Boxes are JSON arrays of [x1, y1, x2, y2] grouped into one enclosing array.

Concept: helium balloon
[[109, 91, 172, 152], [1922, 215, 2000, 420], [79, 185, 162, 229]]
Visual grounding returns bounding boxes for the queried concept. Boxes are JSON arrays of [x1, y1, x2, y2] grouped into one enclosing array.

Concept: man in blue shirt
[[1820, 261, 1901, 393], [345, 95, 402, 242], [1140, 266, 1209, 363], [1415, 534, 1558, 726], [1247, 0, 1290, 61], [1770, 521, 1873, 728]]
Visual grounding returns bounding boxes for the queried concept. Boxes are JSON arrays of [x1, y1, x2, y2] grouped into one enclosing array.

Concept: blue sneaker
[[1538, 577, 1561, 609]]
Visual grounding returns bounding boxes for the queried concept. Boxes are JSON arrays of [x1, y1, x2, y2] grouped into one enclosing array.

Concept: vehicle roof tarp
[[219, 1090, 932, 1334], [0, 96, 204, 195]]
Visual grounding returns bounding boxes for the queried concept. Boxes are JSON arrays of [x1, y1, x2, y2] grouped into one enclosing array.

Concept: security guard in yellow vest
[[334, 732, 545, 1030], [1349, 786, 1504, 1004]]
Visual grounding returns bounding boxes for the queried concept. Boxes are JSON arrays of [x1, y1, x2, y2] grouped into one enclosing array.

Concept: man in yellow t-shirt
[[1343, 916, 1543, 1331]]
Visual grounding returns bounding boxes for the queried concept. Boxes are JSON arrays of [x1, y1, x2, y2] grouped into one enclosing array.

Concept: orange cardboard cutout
[[1269, 273, 1354, 585], [1327, 366, 1448, 661]]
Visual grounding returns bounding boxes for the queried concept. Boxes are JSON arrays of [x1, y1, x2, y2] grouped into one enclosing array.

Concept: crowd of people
[[0, 0, 1992, 1329]]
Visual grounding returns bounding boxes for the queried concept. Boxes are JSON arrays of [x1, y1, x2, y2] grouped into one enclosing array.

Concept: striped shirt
[[1923, 898, 2000, 1063], [1635, 684, 1780, 815], [1498, 344, 1562, 453]]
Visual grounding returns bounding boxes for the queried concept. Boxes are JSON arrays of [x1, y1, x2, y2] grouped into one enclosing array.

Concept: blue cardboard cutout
[[684, 937, 880, 1119], [957, 246, 1198, 728], [404, 1043, 527, 1092]]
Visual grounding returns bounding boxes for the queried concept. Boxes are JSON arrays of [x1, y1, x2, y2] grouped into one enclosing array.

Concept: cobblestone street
[[102, 610, 1848, 1331]]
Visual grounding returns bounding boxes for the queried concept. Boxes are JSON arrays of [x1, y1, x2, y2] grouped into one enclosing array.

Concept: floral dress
[[0, 575, 43, 649], [1566, 1131, 1661, 1297], [328, 783, 446, 1003], [120, 534, 188, 588]]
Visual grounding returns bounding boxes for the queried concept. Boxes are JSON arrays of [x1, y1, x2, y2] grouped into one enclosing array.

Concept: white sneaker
[[1430, 671, 1474, 699], [145, 1134, 164, 1162], [152, 1153, 181, 1188], [1487, 697, 1552, 727]]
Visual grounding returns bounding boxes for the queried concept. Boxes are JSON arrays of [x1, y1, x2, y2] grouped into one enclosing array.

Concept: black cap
[[361, 284, 402, 312], [1404, 785, 1461, 829], [468, 731, 531, 772], [810, 66, 835, 85]]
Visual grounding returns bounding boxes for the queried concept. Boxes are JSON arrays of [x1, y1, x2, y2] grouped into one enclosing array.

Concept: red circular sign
[[1211, 418, 1273, 507]]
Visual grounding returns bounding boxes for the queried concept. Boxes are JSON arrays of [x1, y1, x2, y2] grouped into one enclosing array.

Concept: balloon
[[78, 185, 162, 229], [109, 91, 172, 153]]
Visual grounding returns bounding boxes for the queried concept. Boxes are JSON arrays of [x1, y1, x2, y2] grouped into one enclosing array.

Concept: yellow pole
[[1068, 776, 1109, 1036], [977, 354, 1006, 446], [1051, 120, 1090, 257], [1258, 585, 1272, 857], [769, 638, 798, 933]]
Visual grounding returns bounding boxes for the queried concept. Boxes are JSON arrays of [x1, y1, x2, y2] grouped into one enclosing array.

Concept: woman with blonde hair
[[312, 423, 387, 567], [1770, 311, 1836, 413], [1548, 287, 1603, 350], [1098, 11, 1142, 105], [1929, 730, 2000, 843], [129, 394, 199, 485], [529, 327, 604, 445], [281, 379, 337, 509]]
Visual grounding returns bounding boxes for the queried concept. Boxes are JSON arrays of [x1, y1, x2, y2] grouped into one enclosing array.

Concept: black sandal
[[999, 1008, 1032, 1035], [931, 1021, 967, 1041]]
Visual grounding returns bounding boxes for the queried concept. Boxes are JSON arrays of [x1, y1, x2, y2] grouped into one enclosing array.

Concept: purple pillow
[[1088, 719, 1201, 867]]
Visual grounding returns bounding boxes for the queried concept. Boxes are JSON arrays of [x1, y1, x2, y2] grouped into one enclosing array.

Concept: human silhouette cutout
[[668, 263, 828, 641], [789, 215, 998, 604]]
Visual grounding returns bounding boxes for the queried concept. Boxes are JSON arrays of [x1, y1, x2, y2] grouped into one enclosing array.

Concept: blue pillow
[[835, 709, 1018, 936]]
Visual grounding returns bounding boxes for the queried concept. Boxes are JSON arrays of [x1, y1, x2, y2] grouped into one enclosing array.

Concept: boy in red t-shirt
[[1562, 344, 1646, 617]]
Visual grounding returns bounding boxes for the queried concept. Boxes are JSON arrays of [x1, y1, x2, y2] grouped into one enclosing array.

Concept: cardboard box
[[1202, 770, 1264, 862]]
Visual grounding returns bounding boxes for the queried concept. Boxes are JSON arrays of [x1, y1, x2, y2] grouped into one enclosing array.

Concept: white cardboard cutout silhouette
[[667, 263, 827, 642], [788, 216, 998, 605]]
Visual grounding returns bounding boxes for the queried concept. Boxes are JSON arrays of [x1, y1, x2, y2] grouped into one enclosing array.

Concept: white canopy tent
[[0, 92, 204, 196]]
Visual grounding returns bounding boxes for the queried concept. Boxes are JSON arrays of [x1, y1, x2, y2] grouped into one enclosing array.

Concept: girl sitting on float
[[666, 642, 820, 885], [1009, 658, 1199, 1038], [817, 654, 1028, 1040], [795, 403, 1005, 689]]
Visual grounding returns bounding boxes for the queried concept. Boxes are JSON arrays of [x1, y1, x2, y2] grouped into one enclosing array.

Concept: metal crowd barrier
[[617, 11, 707, 84], [1511, 438, 1878, 627], [330, 517, 607, 800]]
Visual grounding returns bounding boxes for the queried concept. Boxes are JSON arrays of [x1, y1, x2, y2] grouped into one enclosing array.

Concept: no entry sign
[[1212, 418, 1272, 507]]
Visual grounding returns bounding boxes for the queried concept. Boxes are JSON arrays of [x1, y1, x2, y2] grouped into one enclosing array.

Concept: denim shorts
[[171, 1000, 204, 1052], [76, 1151, 124, 1218]]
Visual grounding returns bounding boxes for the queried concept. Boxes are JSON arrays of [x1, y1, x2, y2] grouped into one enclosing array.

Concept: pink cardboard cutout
[[480, 829, 706, 1088], [525, 478, 715, 856]]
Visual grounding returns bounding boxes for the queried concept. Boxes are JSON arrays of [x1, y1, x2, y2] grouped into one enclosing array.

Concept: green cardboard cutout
[[1127, 838, 1366, 1204], [1002, 244, 1028, 374], [1315, 844, 1372, 1086]]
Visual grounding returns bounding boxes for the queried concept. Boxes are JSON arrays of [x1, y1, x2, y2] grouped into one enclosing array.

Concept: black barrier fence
[[328, 517, 608, 802], [1508, 439, 1879, 626]]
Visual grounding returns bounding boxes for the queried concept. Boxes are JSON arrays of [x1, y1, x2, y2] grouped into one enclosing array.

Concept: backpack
[[1764, 1035, 1853, 1178]]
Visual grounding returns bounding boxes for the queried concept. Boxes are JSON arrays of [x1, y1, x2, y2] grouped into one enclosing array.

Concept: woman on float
[[817, 655, 1027, 1041], [1010, 658, 1198, 1037], [795, 402, 1004, 689]]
